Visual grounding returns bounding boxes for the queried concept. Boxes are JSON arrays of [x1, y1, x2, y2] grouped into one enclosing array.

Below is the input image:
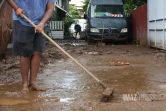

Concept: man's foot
[[21, 86, 29, 94], [29, 83, 46, 91]]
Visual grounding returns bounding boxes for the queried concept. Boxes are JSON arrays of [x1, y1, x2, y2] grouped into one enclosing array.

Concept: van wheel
[[85, 37, 87, 41], [85, 34, 87, 41], [125, 37, 129, 44], [87, 36, 93, 45]]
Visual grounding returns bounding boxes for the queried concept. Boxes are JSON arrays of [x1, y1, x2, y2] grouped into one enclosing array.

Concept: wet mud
[[0, 42, 166, 111]]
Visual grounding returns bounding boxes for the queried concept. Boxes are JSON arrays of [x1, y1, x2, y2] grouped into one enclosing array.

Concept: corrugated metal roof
[[90, 0, 123, 5], [55, 5, 72, 18]]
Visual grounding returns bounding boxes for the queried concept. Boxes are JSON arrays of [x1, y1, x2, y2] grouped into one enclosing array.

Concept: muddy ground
[[0, 40, 166, 111]]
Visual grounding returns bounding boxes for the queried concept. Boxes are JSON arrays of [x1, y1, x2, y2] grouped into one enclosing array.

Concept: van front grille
[[99, 29, 120, 34]]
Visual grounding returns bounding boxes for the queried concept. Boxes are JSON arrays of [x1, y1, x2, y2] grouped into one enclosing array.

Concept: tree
[[69, 5, 81, 19], [133, 0, 147, 7], [82, 0, 90, 13], [64, 17, 75, 36], [124, 0, 147, 13], [124, 0, 135, 14]]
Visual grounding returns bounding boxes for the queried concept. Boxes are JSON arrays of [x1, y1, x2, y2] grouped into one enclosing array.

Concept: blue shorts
[[13, 20, 46, 57]]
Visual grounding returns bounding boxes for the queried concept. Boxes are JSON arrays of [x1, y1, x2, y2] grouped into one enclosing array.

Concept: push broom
[[21, 14, 114, 102]]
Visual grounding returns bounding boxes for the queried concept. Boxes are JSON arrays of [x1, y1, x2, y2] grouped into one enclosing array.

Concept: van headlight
[[90, 28, 100, 33], [121, 28, 128, 33]]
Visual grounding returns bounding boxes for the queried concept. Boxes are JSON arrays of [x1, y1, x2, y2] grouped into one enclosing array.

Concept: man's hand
[[35, 23, 44, 33], [16, 8, 24, 17]]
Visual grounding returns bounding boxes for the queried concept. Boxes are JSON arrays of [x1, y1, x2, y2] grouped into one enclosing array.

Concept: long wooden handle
[[21, 14, 101, 83]]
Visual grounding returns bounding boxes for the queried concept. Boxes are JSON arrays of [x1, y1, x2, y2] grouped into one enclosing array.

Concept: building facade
[[69, 0, 84, 18], [48, 0, 71, 39], [55, 0, 71, 20]]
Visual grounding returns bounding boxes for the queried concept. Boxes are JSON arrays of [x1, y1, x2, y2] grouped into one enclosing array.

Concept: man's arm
[[6, 0, 24, 16], [6, 0, 18, 10], [35, 2, 54, 32], [40, 2, 54, 25]]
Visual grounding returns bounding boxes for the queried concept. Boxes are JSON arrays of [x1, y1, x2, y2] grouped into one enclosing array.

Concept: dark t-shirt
[[74, 24, 81, 32]]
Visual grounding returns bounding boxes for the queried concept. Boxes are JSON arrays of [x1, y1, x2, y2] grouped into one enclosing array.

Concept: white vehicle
[[69, 19, 87, 39]]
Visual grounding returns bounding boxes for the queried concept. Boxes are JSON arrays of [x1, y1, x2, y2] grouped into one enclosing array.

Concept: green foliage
[[124, 0, 135, 14], [52, 13, 58, 21], [69, 5, 81, 19], [64, 18, 75, 36], [133, 0, 147, 7], [124, 0, 147, 14], [82, 0, 90, 13]]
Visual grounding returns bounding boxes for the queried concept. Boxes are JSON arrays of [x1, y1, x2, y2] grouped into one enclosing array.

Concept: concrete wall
[[129, 4, 147, 46], [0, 1, 12, 54], [148, 0, 166, 50]]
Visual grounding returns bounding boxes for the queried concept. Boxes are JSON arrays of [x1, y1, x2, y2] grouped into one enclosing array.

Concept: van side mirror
[[127, 14, 132, 20], [84, 14, 87, 19]]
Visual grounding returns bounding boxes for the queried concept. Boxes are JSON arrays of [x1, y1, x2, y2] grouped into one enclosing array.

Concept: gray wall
[[148, 0, 166, 49]]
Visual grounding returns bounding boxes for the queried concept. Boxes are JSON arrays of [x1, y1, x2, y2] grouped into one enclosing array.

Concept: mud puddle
[[0, 99, 30, 105], [0, 44, 166, 111]]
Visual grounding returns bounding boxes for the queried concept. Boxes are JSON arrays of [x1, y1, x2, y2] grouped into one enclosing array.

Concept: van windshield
[[91, 5, 125, 18]]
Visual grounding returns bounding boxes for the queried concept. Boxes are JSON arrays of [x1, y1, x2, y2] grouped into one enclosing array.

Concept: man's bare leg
[[29, 52, 45, 91], [20, 56, 30, 93]]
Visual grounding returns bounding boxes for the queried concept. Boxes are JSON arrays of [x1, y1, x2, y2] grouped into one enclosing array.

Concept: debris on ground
[[85, 51, 98, 55], [109, 61, 130, 66]]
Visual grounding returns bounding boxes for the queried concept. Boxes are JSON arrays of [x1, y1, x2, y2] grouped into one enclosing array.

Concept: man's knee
[[33, 52, 42, 58]]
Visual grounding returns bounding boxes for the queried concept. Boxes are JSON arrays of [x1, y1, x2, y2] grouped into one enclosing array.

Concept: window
[[91, 5, 125, 18]]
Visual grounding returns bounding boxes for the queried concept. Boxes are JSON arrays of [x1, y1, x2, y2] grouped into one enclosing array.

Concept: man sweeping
[[6, 0, 56, 94]]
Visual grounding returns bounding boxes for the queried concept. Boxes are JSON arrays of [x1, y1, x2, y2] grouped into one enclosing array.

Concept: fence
[[48, 21, 64, 39], [129, 4, 147, 46]]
